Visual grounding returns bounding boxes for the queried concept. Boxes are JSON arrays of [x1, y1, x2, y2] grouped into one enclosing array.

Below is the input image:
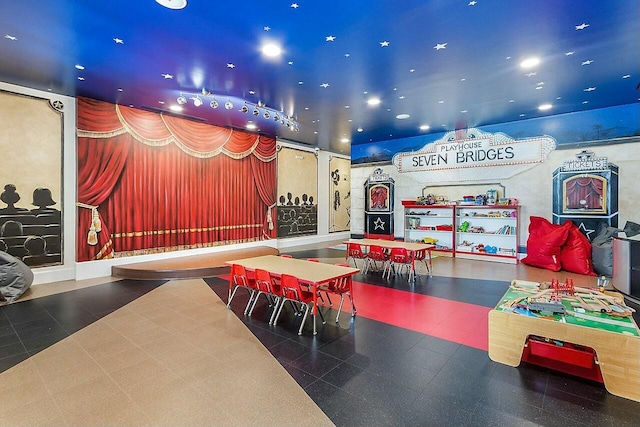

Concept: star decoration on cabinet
[[374, 217, 386, 230]]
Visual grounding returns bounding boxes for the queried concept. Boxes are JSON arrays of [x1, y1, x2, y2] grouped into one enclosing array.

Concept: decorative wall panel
[[0, 91, 62, 267], [329, 156, 351, 233], [276, 146, 318, 238]]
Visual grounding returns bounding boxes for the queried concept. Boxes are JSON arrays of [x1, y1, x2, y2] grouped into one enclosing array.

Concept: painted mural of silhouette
[[0, 184, 29, 214], [0, 184, 62, 267]]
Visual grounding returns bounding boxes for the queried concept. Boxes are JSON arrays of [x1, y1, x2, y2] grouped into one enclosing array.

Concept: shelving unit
[[402, 202, 455, 256], [402, 201, 520, 263], [455, 205, 519, 264]]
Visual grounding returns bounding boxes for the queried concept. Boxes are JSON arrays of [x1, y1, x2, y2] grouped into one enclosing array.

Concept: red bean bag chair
[[560, 222, 597, 276], [521, 217, 571, 271]]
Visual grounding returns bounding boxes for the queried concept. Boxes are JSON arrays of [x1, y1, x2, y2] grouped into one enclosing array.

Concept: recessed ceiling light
[[262, 43, 282, 57], [396, 113, 410, 120], [246, 123, 257, 130], [520, 57, 540, 68], [419, 125, 430, 131], [169, 105, 183, 112], [155, 0, 187, 9], [75, 64, 85, 70], [357, 128, 364, 132], [367, 97, 381, 106], [341, 138, 349, 143], [538, 103, 552, 111]]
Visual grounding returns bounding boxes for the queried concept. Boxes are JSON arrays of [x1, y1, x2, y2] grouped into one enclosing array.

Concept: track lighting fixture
[[176, 90, 299, 130]]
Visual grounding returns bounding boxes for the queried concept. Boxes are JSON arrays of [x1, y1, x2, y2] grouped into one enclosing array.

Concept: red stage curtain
[[566, 177, 603, 210], [76, 97, 276, 261]]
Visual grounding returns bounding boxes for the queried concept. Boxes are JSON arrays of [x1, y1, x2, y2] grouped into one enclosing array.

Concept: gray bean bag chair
[[591, 226, 618, 277], [0, 250, 34, 303]]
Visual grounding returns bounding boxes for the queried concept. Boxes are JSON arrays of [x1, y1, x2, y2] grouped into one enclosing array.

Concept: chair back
[[413, 248, 427, 261], [280, 274, 302, 300], [347, 243, 365, 259], [368, 245, 388, 261], [390, 247, 410, 263], [231, 264, 250, 287], [254, 268, 274, 293]]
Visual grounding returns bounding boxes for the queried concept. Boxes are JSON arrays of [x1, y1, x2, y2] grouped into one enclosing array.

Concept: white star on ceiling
[[373, 217, 386, 230], [113, 38, 124, 44], [575, 23, 590, 30], [622, 75, 631, 79], [161, 73, 173, 79], [525, 72, 537, 77], [565, 51, 575, 56], [578, 222, 596, 240], [288, 61, 294, 65], [345, 53, 350, 57], [582, 59, 593, 65], [320, 83, 330, 88], [4, 34, 17, 41], [434, 43, 447, 50], [263, 26, 271, 31], [380, 41, 390, 47], [290, 3, 299, 8], [227, 63, 235, 68], [468, 1, 477, 5], [584, 87, 596, 91], [326, 35, 336, 42]]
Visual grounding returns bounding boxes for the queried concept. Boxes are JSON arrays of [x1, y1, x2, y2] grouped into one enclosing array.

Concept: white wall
[[351, 142, 640, 249]]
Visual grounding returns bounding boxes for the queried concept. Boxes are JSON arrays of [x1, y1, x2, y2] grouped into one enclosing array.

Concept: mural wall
[[276, 146, 318, 238], [76, 98, 276, 261], [0, 91, 62, 267], [329, 156, 351, 233]]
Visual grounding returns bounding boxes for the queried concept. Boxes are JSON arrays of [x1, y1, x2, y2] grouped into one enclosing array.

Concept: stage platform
[[111, 246, 279, 280]]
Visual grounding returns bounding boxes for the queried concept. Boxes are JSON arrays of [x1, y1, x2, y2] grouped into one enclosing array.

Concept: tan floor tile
[[118, 323, 172, 346], [31, 346, 95, 377], [0, 368, 52, 413], [0, 359, 41, 392], [40, 358, 107, 394], [137, 331, 198, 356], [0, 394, 65, 427], [144, 391, 236, 427], [124, 370, 192, 411], [108, 357, 171, 393], [91, 345, 153, 374], [54, 376, 139, 427]]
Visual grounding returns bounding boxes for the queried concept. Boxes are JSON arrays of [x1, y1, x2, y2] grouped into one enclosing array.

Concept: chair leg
[[248, 290, 266, 316], [244, 290, 256, 315], [227, 285, 239, 308], [298, 304, 310, 335], [268, 297, 281, 325], [273, 297, 288, 326], [335, 295, 345, 322], [348, 293, 357, 316]]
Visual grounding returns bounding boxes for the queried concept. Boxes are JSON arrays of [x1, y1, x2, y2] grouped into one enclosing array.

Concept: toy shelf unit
[[402, 202, 455, 255], [455, 205, 520, 264]]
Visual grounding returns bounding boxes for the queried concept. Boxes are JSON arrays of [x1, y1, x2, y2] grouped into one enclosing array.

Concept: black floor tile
[[0, 352, 29, 373], [281, 362, 320, 388], [288, 349, 343, 378]]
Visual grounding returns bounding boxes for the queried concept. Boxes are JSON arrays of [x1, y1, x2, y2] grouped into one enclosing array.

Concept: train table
[[488, 280, 640, 402]]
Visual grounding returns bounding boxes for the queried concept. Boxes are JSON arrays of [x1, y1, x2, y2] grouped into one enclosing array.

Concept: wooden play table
[[488, 283, 640, 402]]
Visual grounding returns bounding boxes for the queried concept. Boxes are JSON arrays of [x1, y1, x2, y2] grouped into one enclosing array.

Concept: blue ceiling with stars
[[0, 0, 638, 154]]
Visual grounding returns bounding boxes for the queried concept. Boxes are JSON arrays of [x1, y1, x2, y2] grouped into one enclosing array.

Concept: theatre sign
[[393, 128, 556, 174]]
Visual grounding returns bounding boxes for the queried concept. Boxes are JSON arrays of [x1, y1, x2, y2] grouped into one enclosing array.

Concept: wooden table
[[344, 238, 435, 280], [488, 284, 640, 402], [226, 255, 359, 334]]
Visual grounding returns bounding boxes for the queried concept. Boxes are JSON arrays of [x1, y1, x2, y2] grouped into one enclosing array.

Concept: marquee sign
[[393, 128, 556, 173]]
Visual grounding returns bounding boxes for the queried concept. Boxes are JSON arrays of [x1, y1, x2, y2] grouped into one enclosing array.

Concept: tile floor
[[1, 246, 639, 426]]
